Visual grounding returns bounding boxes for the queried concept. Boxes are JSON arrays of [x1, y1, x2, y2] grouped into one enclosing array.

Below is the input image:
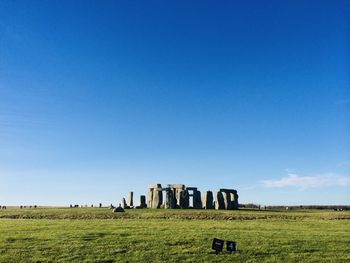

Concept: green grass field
[[0, 208, 349, 262]]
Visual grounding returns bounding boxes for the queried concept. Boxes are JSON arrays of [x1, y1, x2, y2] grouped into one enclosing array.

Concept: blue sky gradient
[[0, 0, 349, 205]]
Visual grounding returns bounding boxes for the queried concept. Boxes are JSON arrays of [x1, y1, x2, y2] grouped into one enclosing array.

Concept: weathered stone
[[175, 189, 181, 207], [147, 189, 153, 208], [193, 190, 202, 209], [231, 192, 239, 210], [214, 191, 225, 210], [167, 184, 185, 189], [121, 198, 128, 209], [202, 191, 214, 209], [217, 188, 239, 210], [164, 188, 176, 209], [127, 192, 133, 207], [144, 183, 238, 210], [148, 183, 162, 189], [177, 189, 189, 208], [140, 195, 147, 208], [219, 188, 237, 193], [152, 189, 163, 208], [222, 191, 231, 210]]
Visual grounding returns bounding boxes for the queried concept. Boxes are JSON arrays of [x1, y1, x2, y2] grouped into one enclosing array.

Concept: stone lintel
[[148, 184, 162, 189], [167, 184, 185, 189], [219, 188, 237, 193]]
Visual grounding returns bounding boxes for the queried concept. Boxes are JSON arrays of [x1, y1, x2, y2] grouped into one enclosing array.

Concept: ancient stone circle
[[121, 183, 239, 210]]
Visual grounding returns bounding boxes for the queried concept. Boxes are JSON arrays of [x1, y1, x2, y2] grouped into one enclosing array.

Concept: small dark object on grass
[[226, 241, 236, 253], [113, 204, 125, 213], [212, 238, 224, 254]]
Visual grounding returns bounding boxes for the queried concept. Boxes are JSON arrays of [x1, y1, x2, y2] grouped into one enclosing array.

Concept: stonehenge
[[139, 183, 238, 210], [120, 184, 238, 210]]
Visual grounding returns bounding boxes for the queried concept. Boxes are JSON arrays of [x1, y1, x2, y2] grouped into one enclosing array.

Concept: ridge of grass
[[1, 207, 349, 220]]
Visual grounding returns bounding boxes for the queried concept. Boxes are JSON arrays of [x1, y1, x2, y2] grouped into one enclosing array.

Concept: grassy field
[[0, 208, 349, 262]]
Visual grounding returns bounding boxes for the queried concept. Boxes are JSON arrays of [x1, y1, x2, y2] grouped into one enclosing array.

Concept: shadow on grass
[[5, 237, 36, 243], [80, 232, 107, 241]]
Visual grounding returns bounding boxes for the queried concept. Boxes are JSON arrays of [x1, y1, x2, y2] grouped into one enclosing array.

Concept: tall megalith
[[214, 191, 225, 210], [127, 192, 133, 207], [140, 195, 147, 208], [202, 191, 214, 209], [152, 188, 163, 208], [148, 184, 163, 209], [177, 189, 189, 208], [164, 188, 176, 209], [193, 190, 202, 209], [222, 191, 231, 210]]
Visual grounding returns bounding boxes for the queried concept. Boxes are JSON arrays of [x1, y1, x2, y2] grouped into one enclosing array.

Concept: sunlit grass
[[0, 208, 349, 262]]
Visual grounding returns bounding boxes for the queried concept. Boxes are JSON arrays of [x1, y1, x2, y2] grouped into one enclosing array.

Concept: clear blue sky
[[0, 0, 349, 206]]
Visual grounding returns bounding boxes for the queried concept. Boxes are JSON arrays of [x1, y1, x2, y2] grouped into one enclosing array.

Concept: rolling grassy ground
[[0, 208, 349, 262]]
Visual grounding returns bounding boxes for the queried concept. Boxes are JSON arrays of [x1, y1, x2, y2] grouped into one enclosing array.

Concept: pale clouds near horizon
[[262, 173, 350, 190]]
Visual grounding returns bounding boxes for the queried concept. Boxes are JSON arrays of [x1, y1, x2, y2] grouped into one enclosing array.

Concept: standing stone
[[148, 184, 162, 209], [121, 198, 128, 209], [214, 191, 225, 210], [202, 191, 214, 209], [175, 189, 182, 207], [175, 189, 181, 207], [177, 189, 189, 208], [193, 190, 202, 209], [140, 195, 147, 208], [127, 192, 134, 207], [168, 184, 184, 207], [152, 188, 163, 208], [231, 192, 239, 209], [219, 188, 239, 210], [147, 189, 154, 208], [222, 191, 232, 210], [164, 188, 176, 209]]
